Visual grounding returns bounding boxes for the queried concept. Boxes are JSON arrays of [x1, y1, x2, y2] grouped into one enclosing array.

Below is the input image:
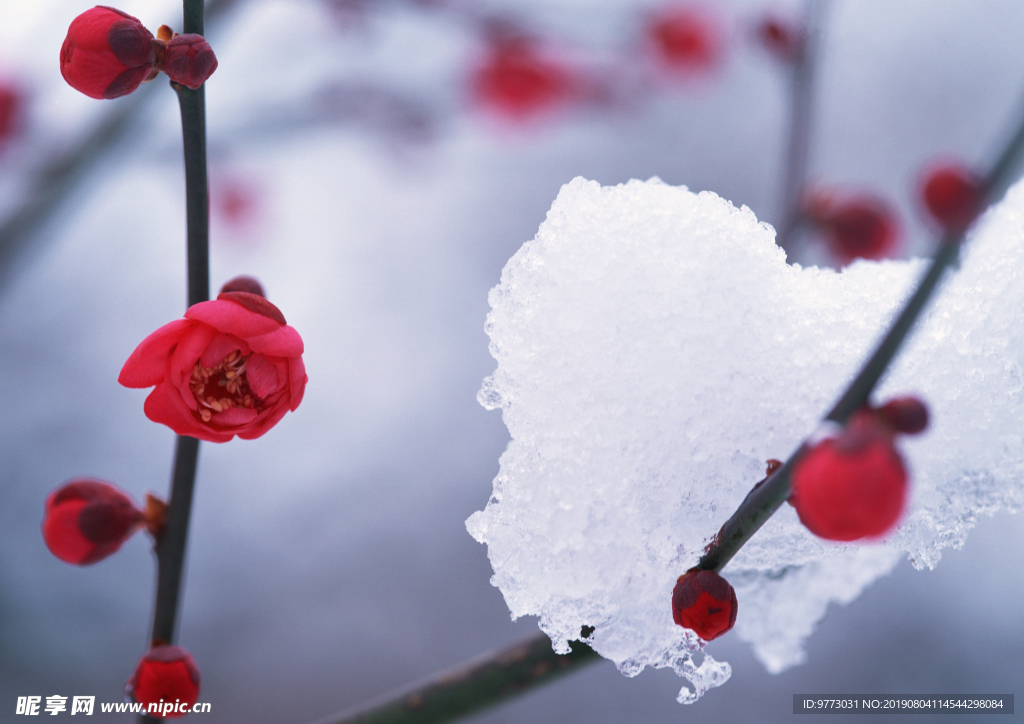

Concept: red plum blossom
[[119, 292, 306, 443]]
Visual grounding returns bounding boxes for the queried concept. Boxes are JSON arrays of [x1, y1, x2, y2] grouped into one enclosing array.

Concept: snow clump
[[467, 176, 1024, 702]]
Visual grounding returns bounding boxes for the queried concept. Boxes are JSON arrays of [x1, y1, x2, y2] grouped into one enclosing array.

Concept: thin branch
[[176, 83, 211, 307], [698, 92, 1024, 575], [148, 435, 201, 648], [310, 634, 602, 724], [139, 2, 210, 722], [774, 0, 830, 255]]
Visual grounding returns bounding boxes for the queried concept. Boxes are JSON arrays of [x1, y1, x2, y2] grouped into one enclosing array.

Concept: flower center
[[188, 349, 257, 422]]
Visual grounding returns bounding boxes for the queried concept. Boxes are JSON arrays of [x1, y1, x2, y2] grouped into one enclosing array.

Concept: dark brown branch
[[310, 634, 602, 724], [775, 0, 831, 255], [139, 2, 210, 722]]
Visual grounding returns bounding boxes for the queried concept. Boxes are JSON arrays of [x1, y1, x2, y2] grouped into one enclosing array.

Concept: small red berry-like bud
[[877, 396, 929, 435], [0, 82, 22, 144], [472, 38, 577, 120], [42, 479, 143, 565], [804, 192, 900, 264], [791, 411, 908, 541], [162, 34, 218, 90], [126, 645, 201, 718], [755, 15, 803, 63], [60, 7, 156, 99], [920, 162, 984, 233], [671, 569, 737, 641], [219, 275, 265, 297], [647, 5, 723, 75]]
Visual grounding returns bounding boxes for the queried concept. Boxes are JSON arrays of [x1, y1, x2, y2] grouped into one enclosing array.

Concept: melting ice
[[467, 177, 1024, 702]]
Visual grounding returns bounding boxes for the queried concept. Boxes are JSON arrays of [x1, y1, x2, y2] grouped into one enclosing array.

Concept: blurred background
[[1, 0, 1022, 721]]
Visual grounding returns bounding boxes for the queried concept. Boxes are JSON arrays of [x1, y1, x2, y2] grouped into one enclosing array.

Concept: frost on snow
[[466, 177, 1024, 702]]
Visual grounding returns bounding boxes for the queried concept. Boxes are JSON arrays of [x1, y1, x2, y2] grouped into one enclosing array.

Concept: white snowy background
[[1, 0, 1022, 722]]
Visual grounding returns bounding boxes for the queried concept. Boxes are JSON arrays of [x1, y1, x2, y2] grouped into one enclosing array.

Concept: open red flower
[[119, 292, 306, 443], [671, 569, 737, 641], [43, 479, 143, 565], [60, 6, 156, 99], [126, 645, 200, 718]]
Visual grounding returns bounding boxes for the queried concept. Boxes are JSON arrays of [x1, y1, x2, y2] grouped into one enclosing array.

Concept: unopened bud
[[43, 478, 143, 564], [219, 275, 265, 297], [671, 568, 737, 641], [163, 34, 217, 90], [126, 645, 201, 718], [60, 7, 156, 99]]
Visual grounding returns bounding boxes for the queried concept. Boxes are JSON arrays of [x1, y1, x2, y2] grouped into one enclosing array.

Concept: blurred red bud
[[0, 81, 23, 143], [877, 396, 929, 436], [43, 479, 143, 565], [791, 411, 908, 541], [471, 38, 579, 120], [920, 162, 984, 233], [647, 4, 724, 75], [219, 275, 266, 297], [804, 191, 900, 264]]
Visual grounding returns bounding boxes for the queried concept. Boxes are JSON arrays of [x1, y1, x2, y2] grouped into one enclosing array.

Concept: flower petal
[[169, 323, 218, 388], [143, 383, 233, 443], [247, 325, 304, 357], [199, 333, 245, 369], [211, 407, 258, 426], [185, 298, 281, 338], [216, 291, 285, 324], [246, 354, 280, 400], [288, 356, 307, 411], [119, 319, 193, 388], [237, 402, 290, 440]]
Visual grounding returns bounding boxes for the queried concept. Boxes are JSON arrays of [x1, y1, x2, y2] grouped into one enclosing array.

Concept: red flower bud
[[119, 294, 306, 442], [647, 5, 723, 75], [877, 395, 929, 435], [219, 275, 265, 297], [126, 645, 200, 718], [60, 6, 156, 99], [0, 81, 22, 144], [790, 411, 908, 541], [472, 38, 578, 120], [163, 34, 218, 90], [671, 569, 737, 641], [804, 192, 900, 264], [42, 479, 143, 565], [920, 162, 984, 233]]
